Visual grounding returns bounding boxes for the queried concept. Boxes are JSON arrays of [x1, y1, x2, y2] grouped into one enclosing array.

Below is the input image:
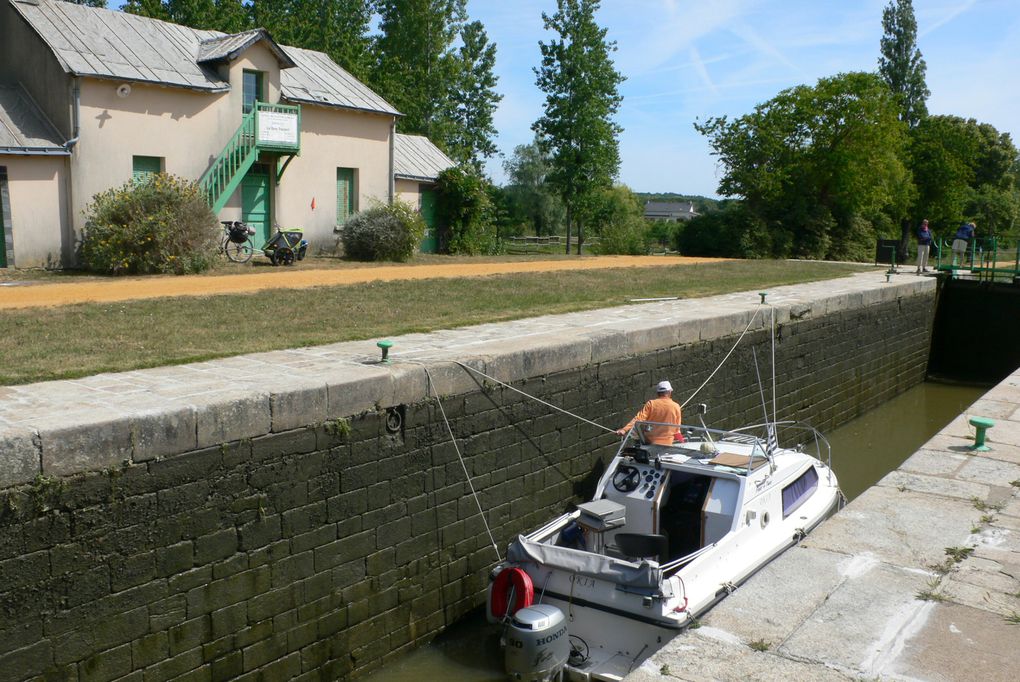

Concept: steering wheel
[[612, 464, 641, 493]]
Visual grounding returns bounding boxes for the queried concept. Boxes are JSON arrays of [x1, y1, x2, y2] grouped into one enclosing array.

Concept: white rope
[[680, 306, 763, 409], [454, 362, 617, 434], [423, 366, 502, 562]]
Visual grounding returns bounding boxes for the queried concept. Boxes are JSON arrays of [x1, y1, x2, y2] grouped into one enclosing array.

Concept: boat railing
[[621, 421, 772, 475], [727, 420, 832, 473], [622, 419, 832, 478]]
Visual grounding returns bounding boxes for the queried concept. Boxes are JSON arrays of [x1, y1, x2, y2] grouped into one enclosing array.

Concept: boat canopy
[[507, 535, 662, 589]]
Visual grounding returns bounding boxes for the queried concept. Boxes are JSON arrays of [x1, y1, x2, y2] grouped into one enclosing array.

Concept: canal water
[[365, 380, 986, 682]]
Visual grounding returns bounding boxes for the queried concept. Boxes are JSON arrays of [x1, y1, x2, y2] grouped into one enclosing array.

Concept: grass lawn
[[0, 259, 870, 386]]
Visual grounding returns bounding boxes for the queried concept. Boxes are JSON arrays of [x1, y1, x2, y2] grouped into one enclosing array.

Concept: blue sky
[[108, 1, 1020, 196], [471, 0, 1020, 196]]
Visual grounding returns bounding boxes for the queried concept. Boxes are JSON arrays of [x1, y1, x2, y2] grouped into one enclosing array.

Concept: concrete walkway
[[627, 368, 1020, 681]]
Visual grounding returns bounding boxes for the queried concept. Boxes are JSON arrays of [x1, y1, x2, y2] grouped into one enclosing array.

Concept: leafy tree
[[124, 0, 248, 33], [374, 0, 467, 145], [878, 0, 929, 129], [448, 21, 502, 170], [696, 72, 911, 260], [676, 203, 751, 257], [910, 115, 1020, 236], [588, 185, 647, 255], [533, 0, 624, 254], [252, 1, 376, 81], [434, 166, 497, 254], [59, 0, 106, 7], [502, 139, 565, 236]]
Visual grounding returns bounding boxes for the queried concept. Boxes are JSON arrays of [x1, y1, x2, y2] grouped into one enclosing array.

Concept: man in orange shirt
[[616, 381, 683, 445]]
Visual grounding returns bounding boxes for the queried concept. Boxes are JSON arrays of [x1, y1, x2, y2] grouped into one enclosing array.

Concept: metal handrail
[[622, 421, 773, 476], [198, 109, 258, 212]]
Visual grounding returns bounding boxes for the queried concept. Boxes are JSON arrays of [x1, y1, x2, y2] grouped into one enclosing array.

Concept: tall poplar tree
[[533, 0, 624, 254], [878, 0, 929, 128], [124, 0, 247, 34], [252, 1, 376, 81], [448, 21, 502, 170], [374, 0, 467, 143]]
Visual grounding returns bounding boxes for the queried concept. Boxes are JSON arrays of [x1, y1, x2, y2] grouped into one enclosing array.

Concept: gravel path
[[0, 256, 723, 310]]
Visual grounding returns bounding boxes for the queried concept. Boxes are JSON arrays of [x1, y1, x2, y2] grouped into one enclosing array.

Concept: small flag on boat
[[766, 423, 778, 456]]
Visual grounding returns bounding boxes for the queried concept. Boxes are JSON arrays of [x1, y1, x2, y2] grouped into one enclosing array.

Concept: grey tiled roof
[[12, 0, 227, 91], [280, 47, 398, 115], [393, 134, 455, 182], [11, 0, 398, 115], [197, 29, 295, 69], [0, 83, 67, 154]]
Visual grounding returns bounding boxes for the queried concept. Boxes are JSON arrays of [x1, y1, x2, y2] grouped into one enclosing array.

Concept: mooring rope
[[422, 365, 502, 562], [680, 305, 763, 409], [454, 362, 617, 435]]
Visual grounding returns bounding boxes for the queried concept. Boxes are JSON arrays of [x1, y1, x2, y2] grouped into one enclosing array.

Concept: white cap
[[656, 380, 673, 393]]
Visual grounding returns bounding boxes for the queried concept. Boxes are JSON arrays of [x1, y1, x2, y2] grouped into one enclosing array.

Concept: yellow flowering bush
[[80, 174, 219, 275]]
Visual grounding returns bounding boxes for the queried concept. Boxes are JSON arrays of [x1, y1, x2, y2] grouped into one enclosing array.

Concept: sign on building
[[258, 111, 299, 147]]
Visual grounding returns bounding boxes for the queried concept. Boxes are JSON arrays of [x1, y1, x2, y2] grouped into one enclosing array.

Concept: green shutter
[[132, 156, 162, 184], [337, 168, 355, 224]]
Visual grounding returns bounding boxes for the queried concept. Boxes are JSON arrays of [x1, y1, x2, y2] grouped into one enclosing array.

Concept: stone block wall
[[0, 278, 935, 681]]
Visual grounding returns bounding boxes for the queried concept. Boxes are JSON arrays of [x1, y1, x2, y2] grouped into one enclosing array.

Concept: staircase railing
[[199, 110, 258, 213]]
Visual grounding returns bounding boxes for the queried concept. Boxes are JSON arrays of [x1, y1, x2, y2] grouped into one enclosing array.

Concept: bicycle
[[220, 220, 255, 263]]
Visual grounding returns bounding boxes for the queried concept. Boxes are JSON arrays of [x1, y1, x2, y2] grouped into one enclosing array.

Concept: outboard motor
[[505, 604, 569, 681]]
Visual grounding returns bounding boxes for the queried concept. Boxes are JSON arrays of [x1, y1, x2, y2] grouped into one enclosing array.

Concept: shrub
[[80, 174, 219, 275], [589, 185, 648, 255], [435, 167, 497, 254], [340, 201, 426, 262]]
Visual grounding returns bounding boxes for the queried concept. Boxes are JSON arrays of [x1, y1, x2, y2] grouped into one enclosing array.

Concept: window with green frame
[[337, 168, 356, 224], [242, 70, 263, 114], [132, 156, 163, 184]]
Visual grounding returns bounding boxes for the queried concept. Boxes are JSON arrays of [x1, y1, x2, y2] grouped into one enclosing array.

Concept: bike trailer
[[263, 227, 308, 265]]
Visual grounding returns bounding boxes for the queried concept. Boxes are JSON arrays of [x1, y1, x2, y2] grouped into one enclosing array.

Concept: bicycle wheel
[[225, 240, 254, 263]]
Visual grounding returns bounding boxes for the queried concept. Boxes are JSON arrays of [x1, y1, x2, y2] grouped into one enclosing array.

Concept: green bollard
[[968, 416, 994, 452], [377, 340, 394, 364]]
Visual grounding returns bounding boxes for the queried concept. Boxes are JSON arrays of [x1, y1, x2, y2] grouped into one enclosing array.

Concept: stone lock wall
[[0, 276, 936, 681]]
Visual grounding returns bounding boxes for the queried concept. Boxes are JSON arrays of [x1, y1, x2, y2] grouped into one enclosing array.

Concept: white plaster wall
[[274, 105, 393, 250], [69, 43, 394, 254], [395, 179, 422, 210], [2, 155, 69, 268]]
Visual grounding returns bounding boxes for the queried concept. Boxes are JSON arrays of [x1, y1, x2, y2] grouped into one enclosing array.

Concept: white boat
[[486, 411, 841, 681]]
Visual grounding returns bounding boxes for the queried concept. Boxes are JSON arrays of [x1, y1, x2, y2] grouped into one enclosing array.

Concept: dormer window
[[242, 70, 264, 113]]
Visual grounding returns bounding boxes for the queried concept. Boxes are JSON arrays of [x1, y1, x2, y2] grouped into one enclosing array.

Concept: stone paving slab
[[627, 367, 1020, 682], [0, 271, 931, 485]]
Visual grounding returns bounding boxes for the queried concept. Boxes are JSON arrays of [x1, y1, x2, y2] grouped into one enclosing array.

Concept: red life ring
[[490, 567, 534, 619]]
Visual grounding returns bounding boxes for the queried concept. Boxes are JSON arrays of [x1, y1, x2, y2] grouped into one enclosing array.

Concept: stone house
[[0, 0, 453, 268]]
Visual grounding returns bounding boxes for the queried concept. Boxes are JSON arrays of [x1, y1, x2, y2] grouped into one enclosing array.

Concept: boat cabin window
[[782, 466, 819, 518]]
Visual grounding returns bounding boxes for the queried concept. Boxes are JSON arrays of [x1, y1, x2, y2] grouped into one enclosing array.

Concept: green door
[[419, 188, 438, 253], [336, 168, 355, 225], [242, 166, 272, 247]]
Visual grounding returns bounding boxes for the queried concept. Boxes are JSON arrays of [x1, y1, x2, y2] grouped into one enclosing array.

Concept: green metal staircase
[[199, 102, 301, 214]]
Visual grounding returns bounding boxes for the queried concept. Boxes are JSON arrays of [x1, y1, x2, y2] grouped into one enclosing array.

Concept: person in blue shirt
[[951, 221, 975, 266], [916, 219, 932, 274]]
